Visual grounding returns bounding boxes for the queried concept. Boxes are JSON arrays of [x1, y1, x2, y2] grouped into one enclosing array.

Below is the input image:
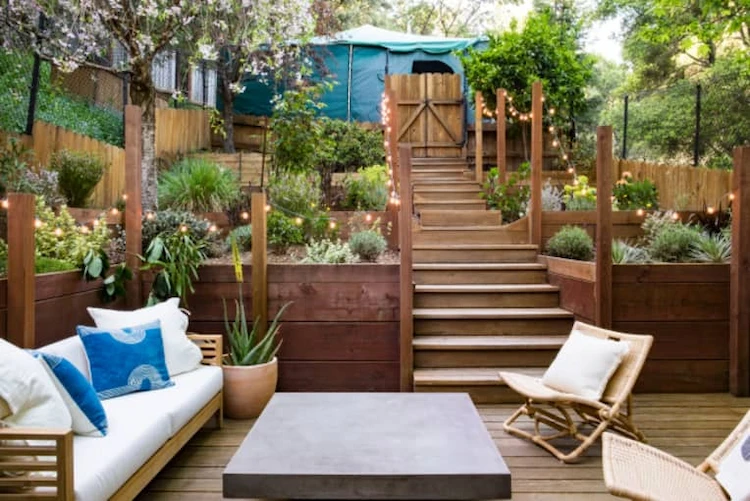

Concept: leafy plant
[[0, 138, 33, 196], [482, 162, 530, 223], [141, 209, 222, 256], [23, 168, 65, 207], [227, 225, 252, 251], [545, 226, 594, 261], [140, 229, 207, 306], [301, 238, 357, 264], [563, 175, 597, 211], [50, 150, 108, 208], [641, 211, 680, 243], [691, 232, 731, 263], [613, 172, 659, 211], [341, 165, 389, 211], [268, 171, 322, 217], [158, 157, 240, 212], [267, 211, 304, 252], [611, 239, 648, 264], [100, 263, 133, 303], [541, 179, 563, 211], [224, 190, 252, 228], [647, 223, 701, 263], [223, 234, 290, 366], [36, 256, 77, 274], [689, 202, 732, 236], [349, 230, 387, 262]]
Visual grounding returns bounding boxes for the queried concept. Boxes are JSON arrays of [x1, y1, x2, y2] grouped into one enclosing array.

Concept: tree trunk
[[129, 58, 159, 211], [221, 80, 236, 153]]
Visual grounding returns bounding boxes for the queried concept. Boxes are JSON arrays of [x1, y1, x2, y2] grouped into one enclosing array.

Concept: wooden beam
[[7, 193, 35, 348], [474, 91, 483, 182], [529, 81, 543, 246], [730, 146, 750, 396], [124, 105, 142, 308], [252, 192, 268, 334], [398, 144, 414, 392], [595, 126, 614, 329], [387, 85, 400, 250], [496, 89, 506, 181]]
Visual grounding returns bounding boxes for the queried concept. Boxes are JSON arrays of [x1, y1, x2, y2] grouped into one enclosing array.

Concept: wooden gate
[[386, 74, 465, 158]]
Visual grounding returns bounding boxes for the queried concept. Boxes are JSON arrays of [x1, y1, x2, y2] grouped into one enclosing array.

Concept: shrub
[[545, 226, 594, 261], [0, 239, 7, 276], [317, 119, 385, 173], [349, 230, 387, 262], [647, 223, 701, 263], [267, 211, 304, 252], [641, 211, 680, 243], [563, 175, 597, 211], [691, 232, 731, 263], [224, 190, 252, 228], [268, 171, 322, 216], [36, 257, 77, 274], [301, 239, 358, 264], [689, 202, 732, 236], [613, 172, 659, 210], [158, 157, 240, 212], [142, 209, 219, 253], [541, 179, 563, 211], [227, 225, 252, 252], [611, 239, 648, 264], [482, 163, 530, 223], [50, 150, 108, 208], [341, 165, 389, 211], [23, 168, 65, 207], [0, 138, 32, 196], [141, 229, 207, 306], [305, 212, 340, 242]]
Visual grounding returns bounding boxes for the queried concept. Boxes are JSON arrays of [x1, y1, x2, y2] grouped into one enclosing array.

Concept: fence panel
[[155, 108, 211, 158]]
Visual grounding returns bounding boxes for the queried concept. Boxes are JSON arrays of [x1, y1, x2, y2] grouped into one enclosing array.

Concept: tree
[[389, 0, 497, 37], [2, 0, 206, 210], [461, 5, 594, 122], [196, 0, 315, 153]]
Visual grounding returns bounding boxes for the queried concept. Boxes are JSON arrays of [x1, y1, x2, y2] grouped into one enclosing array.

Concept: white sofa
[[0, 333, 223, 501]]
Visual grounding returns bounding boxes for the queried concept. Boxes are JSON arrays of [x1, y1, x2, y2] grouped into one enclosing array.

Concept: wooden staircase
[[409, 157, 574, 403]]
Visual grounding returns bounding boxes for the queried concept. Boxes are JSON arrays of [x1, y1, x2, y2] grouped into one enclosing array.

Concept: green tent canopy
[[227, 25, 487, 124]]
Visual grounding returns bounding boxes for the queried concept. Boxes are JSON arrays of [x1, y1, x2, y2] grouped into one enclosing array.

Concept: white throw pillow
[[542, 330, 630, 400], [0, 338, 72, 429], [87, 298, 202, 377], [716, 431, 750, 501]]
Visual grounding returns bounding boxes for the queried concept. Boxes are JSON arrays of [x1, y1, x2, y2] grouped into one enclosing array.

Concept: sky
[[494, 0, 625, 63]]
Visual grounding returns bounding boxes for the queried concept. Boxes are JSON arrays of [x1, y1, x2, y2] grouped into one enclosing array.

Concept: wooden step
[[413, 307, 573, 320], [413, 244, 537, 263], [413, 227, 528, 245], [413, 367, 545, 404], [412, 158, 468, 166], [413, 180, 480, 188], [413, 262, 548, 284], [414, 284, 559, 308], [414, 317, 574, 336], [414, 190, 482, 201], [413, 335, 565, 368], [419, 210, 501, 227], [415, 200, 486, 211], [412, 172, 468, 181]]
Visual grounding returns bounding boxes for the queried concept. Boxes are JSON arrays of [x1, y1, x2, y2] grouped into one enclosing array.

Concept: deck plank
[[137, 393, 750, 500]]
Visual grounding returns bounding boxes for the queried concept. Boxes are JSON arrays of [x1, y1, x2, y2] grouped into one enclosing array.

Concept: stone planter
[[222, 357, 278, 419]]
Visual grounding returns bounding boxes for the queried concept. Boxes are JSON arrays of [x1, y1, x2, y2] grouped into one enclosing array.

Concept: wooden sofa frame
[[0, 333, 223, 500]]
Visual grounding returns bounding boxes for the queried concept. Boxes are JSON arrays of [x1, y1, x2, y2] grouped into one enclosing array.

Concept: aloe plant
[[223, 234, 290, 366]]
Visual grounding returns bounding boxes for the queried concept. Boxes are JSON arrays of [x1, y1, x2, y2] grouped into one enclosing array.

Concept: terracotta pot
[[222, 358, 278, 419]]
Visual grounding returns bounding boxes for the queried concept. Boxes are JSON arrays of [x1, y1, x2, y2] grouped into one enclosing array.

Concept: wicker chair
[[500, 321, 653, 463], [602, 410, 750, 501]]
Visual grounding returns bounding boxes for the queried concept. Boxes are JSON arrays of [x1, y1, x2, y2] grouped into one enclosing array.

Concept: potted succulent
[[222, 235, 290, 419]]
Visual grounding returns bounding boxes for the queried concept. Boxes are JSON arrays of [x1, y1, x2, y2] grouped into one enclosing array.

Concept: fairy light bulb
[[671, 212, 680, 220], [387, 179, 393, 187], [365, 214, 372, 222], [208, 224, 218, 233], [180, 225, 188, 233], [295, 217, 303, 226], [0, 199, 8, 209], [54, 228, 63, 237], [729, 193, 736, 201], [122, 194, 128, 201], [92, 220, 99, 227], [636, 208, 645, 217], [562, 154, 568, 161], [146, 212, 155, 221], [549, 108, 556, 115], [80, 225, 90, 234], [552, 139, 559, 147], [707, 206, 715, 215], [329, 221, 336, 230], [548, 126, 555, 133], [34, 219, 42, 228], [264, 204, 271, 212], [567, 167, 575, 174], [110, 207, 119, 216]]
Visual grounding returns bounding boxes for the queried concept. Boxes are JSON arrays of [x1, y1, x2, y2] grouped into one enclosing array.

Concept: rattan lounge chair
[[602, 410, 750, 501], [499, 321, 653, 463]]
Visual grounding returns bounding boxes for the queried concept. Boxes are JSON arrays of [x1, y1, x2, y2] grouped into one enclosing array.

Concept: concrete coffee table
[[223, 393, 511, 499]]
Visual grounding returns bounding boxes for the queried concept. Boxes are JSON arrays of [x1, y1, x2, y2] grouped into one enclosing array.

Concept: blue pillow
[[31, 351, 108, 437], [77, 320, 174, 400]]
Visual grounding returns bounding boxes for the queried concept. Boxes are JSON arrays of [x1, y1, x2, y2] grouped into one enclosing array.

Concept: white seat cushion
[[716, 431, 750, 501]]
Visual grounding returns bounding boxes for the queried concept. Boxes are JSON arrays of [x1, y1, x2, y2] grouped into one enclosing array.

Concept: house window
[[189, 62, 217, 107]]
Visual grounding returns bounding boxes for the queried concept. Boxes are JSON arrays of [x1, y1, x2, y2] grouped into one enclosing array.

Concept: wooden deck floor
[[138, 393, 749, 501]]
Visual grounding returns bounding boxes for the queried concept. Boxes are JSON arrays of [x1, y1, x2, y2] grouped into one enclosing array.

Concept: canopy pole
[[347, 45, 353, 122]]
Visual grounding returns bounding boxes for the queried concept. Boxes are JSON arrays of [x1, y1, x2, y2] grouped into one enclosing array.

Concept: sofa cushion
[[72, 398, 172, 501], [77, 321, 174, 400], [40, 337, 91, 381]]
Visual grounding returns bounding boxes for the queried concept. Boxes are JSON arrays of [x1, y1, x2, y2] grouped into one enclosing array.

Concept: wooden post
[[7, 193, 35, 348], [529, 81, 543, 246], [595, 126, 614, 329], [251, 192, 268, 334], [124, 105, 142, 308], [496, 88, 506, 181], [398, 144, 414, 392], [387, 85, 400, 250], [730, 146, 750, 396], [474, 91, 483, 182]]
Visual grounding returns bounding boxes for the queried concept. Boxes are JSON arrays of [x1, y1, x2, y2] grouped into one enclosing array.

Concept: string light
[[241, 211, 249, 220], [146, 212, 156, 221], [729, 193, 736, 201], [0, 199, 8, 209], [110, 208, 119, 216], [122, 194, 128, 201], [208, 224, 218, 233], [365, 214, 372, 222], [707, 206, 715, 215], [180, 225, 188, 233], [636, 208, 645, 217], [54, 228, 63, 237], [671, 212, 680, 221], [34, 219, 42, 228], [295, 217, 303, 226], [264, 204, 271, 212], [329, 221, 337, 230]]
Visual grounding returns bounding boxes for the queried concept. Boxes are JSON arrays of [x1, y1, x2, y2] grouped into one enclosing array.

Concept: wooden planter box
[[539, 255, 597, 324]]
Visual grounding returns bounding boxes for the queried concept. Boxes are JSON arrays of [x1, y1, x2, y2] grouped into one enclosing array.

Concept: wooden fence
[[155, 108, 211, 158], [616, 159, 732, 211]]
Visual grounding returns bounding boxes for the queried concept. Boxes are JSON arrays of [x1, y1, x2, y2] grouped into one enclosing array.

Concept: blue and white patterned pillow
[[31, 351, 108, 437], [77, 320, 174, 400]]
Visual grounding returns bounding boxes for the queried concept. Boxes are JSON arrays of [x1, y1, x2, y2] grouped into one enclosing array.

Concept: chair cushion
[[87, 297, 202, 377], [77, 321, 174, 400], [0, 338, 72, 429], [39, 337, 91, 381], [542, 329, 629, 400], [31, 352, 108, 437], [716, 431, 750, 501], [72, 396, 172, 501]]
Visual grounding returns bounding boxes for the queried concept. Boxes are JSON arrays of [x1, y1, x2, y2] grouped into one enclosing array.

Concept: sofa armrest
[[188, 333, 223, 366], [0, 427, 73, 500]]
